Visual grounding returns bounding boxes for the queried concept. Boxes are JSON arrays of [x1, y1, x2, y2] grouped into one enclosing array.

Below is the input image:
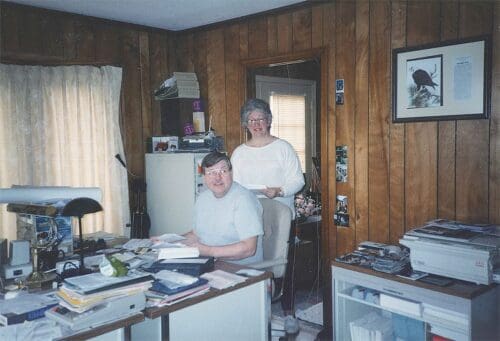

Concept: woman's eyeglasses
[[247, 118, 267, 125], [205, 168, 230, 177]]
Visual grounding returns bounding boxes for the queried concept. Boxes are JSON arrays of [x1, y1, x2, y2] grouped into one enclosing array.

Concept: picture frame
[[392, 35, 491, 122]]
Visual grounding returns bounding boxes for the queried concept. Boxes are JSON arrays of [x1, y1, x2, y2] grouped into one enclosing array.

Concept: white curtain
[[0, 64, 130, 242]]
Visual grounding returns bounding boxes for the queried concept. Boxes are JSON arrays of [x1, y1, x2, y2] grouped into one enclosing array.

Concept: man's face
[[203, 160, 233, 198]]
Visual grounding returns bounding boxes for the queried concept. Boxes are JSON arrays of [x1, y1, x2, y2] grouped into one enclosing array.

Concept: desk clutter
[[336, 219, 500, 287], [0, 232, 265, 339]]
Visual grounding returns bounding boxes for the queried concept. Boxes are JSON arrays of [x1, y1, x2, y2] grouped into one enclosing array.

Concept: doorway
[[241, 51, 326, 332]]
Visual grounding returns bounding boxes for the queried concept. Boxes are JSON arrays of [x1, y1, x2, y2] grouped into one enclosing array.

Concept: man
[[182, 151, 263, 265]]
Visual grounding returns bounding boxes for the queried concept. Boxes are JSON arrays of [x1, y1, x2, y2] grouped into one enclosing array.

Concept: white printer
[[400, 220, 500, 285]]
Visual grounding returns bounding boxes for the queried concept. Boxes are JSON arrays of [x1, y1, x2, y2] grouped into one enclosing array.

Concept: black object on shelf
[[62, 197, 103, 275]]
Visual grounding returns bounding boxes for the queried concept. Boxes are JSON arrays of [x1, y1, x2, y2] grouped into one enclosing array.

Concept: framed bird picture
[[392, 35, 491, 122]]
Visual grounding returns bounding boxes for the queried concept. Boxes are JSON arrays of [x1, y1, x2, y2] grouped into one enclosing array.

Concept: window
[[269, 94, 306, 169], [0, 64, 129, 242], [256, 75, 316, 181]]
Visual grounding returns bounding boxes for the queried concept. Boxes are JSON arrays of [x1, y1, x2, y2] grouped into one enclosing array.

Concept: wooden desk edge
[[331, 260, 497, 299], [144, 261, 272, 320]]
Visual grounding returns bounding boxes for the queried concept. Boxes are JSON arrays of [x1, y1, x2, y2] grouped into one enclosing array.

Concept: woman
[[230, 98, 305, 217]]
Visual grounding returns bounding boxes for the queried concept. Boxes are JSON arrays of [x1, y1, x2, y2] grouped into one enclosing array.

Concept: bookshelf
[[160, 98, 197, 137]]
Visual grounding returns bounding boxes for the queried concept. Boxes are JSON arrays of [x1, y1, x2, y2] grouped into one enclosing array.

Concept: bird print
[[412, 69, 438, 91]]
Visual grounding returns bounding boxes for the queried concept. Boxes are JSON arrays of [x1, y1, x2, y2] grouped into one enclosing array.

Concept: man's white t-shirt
[[194, 182, 263, 265]]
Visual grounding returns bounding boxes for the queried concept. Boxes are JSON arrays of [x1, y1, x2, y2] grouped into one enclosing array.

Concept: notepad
[[158, 247, 199, 260], [244, 184, 266, 193]]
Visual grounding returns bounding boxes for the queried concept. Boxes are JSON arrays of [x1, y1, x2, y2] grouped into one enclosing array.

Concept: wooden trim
[[240, 47, 323, 68]]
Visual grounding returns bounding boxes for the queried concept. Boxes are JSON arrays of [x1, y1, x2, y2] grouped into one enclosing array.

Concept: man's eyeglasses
[[205, 168, 230, 177], [247, 118, 267, 125]]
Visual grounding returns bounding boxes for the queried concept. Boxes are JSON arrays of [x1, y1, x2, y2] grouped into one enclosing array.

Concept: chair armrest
[[248, 258, 287, 270]]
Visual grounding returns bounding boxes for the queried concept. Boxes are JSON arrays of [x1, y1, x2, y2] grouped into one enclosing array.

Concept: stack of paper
[[55, 270, 154, 313], [122, 238, 154, 250], [57, 281, 152, 313], [200, 270, 246, 289], [349, 312, 393, 341], [146, 269, 210, 306], [158, 247, 200, 259], [0, 292, 59, 326], [146, 283, 210, 306], [154, 72, 200, 99]]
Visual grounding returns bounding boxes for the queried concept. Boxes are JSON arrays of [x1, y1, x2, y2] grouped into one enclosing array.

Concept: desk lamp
[[61, 197, 102, 275]]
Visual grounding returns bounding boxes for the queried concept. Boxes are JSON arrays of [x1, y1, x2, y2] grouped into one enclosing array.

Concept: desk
[[58, 313, 144, 341], [332, 261, 499, 341], [131, 261, 272, 341]]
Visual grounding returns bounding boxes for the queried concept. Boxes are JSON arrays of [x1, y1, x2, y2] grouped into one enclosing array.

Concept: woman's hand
[[261, 187, 282, 199]]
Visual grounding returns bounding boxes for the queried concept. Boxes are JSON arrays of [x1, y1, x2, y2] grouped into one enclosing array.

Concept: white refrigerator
[[145, 152, 207, 236]]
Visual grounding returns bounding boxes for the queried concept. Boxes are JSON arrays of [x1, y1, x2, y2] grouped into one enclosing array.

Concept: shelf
[[337, 292, 425, 322], [332, 263, 498, 341]]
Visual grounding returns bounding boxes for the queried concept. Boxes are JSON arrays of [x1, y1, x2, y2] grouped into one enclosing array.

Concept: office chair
[[249, 198, 293, 302]]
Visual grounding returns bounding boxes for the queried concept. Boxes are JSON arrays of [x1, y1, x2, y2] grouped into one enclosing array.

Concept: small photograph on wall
[[336, 145, 348, 182], [334, 195, 349, 227], [406, 55, 443, 109]]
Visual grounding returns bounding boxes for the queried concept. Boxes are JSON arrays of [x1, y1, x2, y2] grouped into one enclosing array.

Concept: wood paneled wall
[[170, 0, 500, 257], [0, 1, 171, 178], [2, 0, 499, 256], [2, 0, 498, 332]]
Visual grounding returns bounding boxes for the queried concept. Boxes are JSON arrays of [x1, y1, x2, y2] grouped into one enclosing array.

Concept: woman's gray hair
[[240, 98, 273, 127]]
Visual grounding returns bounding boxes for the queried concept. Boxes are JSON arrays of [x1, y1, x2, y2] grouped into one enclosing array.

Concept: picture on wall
[[336, 146, 348, 182], [392, 35, 491, 122], [406, 55, 443, 109], [334, 195, 349, 227]]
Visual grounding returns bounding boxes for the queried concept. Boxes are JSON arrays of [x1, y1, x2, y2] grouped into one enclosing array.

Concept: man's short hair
[[201, 151, 232, 174]]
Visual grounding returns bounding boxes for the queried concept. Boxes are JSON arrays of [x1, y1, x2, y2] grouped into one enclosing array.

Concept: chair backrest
[[259, 198, 292, 279]]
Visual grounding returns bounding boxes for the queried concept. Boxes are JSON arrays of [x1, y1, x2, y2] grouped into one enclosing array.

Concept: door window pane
[[270, 94, 306, 171]]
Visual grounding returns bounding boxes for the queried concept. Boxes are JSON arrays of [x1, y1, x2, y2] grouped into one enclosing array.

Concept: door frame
[[239, 47, 332, 285]]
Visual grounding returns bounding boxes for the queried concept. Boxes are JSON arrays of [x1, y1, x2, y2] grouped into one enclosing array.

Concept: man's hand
[[182, 232, 199, 246]]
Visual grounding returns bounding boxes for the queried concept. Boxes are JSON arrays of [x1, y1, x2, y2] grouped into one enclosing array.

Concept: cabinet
[[160, 98, 207, 136], [145, 152, 207, 236], [294, 216, 321, 289], [332, 262, 498, 341]]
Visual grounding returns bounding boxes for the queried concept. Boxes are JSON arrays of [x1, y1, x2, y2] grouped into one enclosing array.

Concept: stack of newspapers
[[154, 72, 200, 100]]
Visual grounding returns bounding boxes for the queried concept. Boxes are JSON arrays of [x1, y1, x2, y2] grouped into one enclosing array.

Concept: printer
[[400, 220, 500, 285]]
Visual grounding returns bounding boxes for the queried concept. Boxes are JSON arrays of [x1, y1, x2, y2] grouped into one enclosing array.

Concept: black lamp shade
[[62, 197, 103, 218], [61, 197, 103, 275]]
